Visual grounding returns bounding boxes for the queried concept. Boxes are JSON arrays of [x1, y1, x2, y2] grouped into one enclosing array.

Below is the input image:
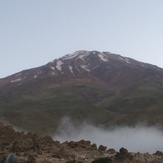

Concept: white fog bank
[[53, 117, 163, 153]]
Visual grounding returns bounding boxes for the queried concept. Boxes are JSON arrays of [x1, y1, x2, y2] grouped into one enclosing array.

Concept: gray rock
[[5, 154, 18, 163]]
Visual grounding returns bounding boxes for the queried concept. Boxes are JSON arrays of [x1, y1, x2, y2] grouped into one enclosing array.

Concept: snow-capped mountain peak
[[0, 50, 161, 87], [48, 50, 110, 74]]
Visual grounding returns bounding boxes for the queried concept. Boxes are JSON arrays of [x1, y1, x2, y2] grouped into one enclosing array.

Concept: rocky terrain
[[0, 122, 163, 163]]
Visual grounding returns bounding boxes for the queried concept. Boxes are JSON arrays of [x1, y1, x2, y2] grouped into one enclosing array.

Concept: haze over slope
[[0, 50, 163, 134], [55, 117, 163, 153]]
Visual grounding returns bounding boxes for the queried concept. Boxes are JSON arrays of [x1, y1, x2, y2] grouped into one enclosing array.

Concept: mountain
[[1, 50, 163, 134]]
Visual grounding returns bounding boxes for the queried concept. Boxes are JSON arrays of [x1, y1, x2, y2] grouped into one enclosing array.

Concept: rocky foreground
[[0, 122, 163, 163]]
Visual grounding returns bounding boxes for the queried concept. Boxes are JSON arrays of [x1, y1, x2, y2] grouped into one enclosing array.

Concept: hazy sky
[[1, 0, 163, 78]]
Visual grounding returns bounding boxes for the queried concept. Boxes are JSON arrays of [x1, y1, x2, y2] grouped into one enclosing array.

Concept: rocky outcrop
[[0, 122, 163, 163], [98, 145, 107, 152], [114, 147, 133, 162]]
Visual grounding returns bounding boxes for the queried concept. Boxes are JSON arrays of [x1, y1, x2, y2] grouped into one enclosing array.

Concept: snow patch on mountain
[[62, 51, 81, 60], [119, 57, 130, 64], [62, 50, 89, 61], [124, 58, 130, 64], [11, 78, 22, 83], [69, 66, 73, 74], [93, 65, 99, 70], [78, 54, 85, 59], [50, 66, 55, 70], [56, 60, 64, 71], [81, 65, 90, 72], [15, 73, 22, 77], [33, 70, 43, 79], [77, 55, 85, 63], [98, 53, 108, 62]]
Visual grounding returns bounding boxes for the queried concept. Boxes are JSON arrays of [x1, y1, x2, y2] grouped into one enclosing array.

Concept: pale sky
[[1, 0, 163, 78]]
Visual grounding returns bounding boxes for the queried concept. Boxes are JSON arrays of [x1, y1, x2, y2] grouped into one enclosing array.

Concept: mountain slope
[[0, 50, 163, 133]]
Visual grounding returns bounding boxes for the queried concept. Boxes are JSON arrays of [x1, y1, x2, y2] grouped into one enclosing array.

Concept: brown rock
[[26, 154, 36, 163], [91, 143, 97, 150], [115, 147, 133, 162], [68, 141, 78, 148], [98, 145, 107, 151], [154, 151, 163, 156], [107, 148, 116, 155]]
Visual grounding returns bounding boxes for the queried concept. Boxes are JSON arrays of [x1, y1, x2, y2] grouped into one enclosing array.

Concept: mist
[[54, 117, 163, 153]]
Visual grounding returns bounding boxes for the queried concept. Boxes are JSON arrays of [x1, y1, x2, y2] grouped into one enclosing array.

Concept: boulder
[[115, 147, 133, 162], [5, 154, 18, 163], [98, 145, 107, 151]]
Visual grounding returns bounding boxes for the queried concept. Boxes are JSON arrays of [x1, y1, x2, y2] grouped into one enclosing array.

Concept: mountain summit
[[0, 50, 163, 133], [1, 50, 161, 88]]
